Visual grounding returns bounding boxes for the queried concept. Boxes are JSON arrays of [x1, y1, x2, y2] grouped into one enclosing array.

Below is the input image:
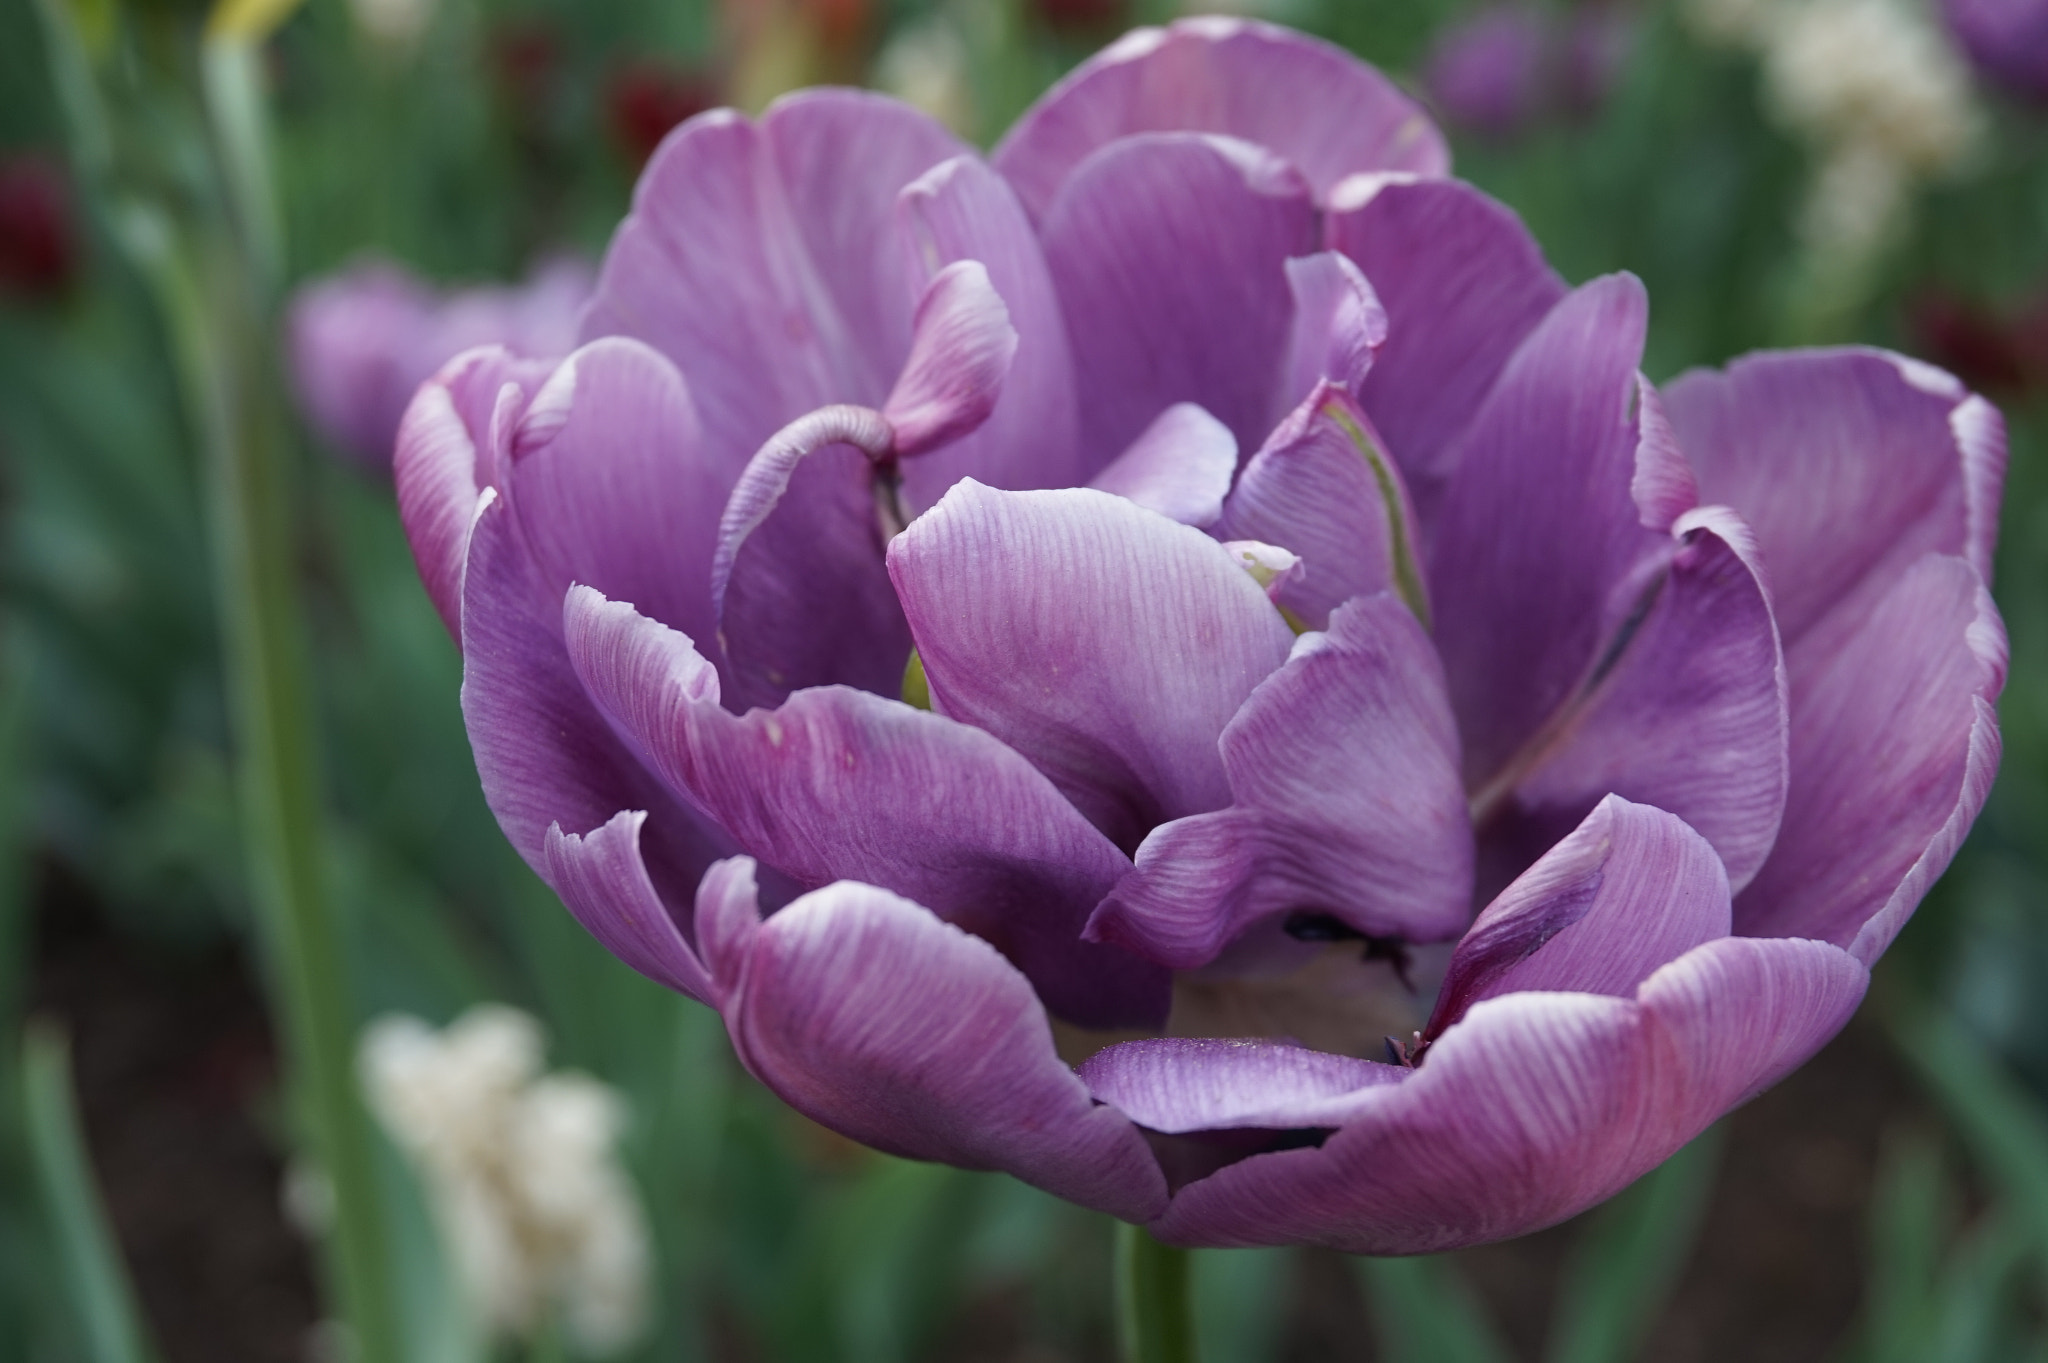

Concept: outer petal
[[993, 17, 1448, 221], [395, 345, 558, 636], [580, 94, 966, 473], [1148, 936, 1867, 1252], [1080, 1038, 1406, 1134], [1426, 273, 1661, 788], [1090, 595, 1471, 967], [1327, 176, 1568, 518], [1736, 554, 2005, 960], [1087, 403, 1239, 528], [1213, 383, 1427, 629], [1661, 348, 2004, 646], [544, 811, 714, 1004], [895, 156, 1086, 504], [1485, 506, 1790, 894], [459, 493, 730, 907], [1426, 796, 1730, 1037], [562, 586, 1168, 1027], [710, 876, 1169, 1220], [889, 482, 1297, 852], [1041, 134, 1320, 470], [504, 338, 727, 653]]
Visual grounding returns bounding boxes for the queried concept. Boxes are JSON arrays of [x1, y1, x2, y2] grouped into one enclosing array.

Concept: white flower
[[875, 16, 976, 138], [1761, 0, 1981, 175], [348, 0, 436, 47], [356, 1006, 651, 1357]]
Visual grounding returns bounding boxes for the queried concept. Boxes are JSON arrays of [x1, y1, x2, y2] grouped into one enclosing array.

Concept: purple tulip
[[287, 255, 592, 470], [1943, 0, 2048, 100], [1424, 7, 1549, 137], [395, 18, 2006, 1252]]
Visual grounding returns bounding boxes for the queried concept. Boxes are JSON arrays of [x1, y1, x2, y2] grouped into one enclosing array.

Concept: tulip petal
[[1736, 554, 2005, 960], [1087, 403, 1238, 527], [1427, 273, 1663, 789], [562, 586, 1168, 1027], [1214, 384, 1427, 629], [459, 492, 730, 907], [1090, 595, 1471, 967], [1327, 177, 1568, 517], [994, 17, 1447, 222], [1484, 507, 1789, 894], [1662, 348, 2004, 645], [1080, 1037, 1407, 1134], [1427, 796, 1730, 1037], [395, 346, 558, 636], [1148, 934, 1866, 1252], [1041, 133, 1320, 469], [895, 156, 1086, 503], [581, 93, 965, 473], [709, 877, 1169, 1220], [881, 260, 1019, 457], [543, 811, 714, 1004], [889, 481, 1297, 852], [1278, 251, 1387, 420]]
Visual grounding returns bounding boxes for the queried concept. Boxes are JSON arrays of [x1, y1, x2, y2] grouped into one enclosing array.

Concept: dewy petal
[[505, 338, 727, 655], [395, 346, 558, 636], [459, 493, 730, 909], [1493, 505, 1790, 895], [544, 811, 714, 1005], [1427, 273, 1662, 790], [1087, 403, 1239, 528], [1149, 936, 1867, 1253], [880, 260, 1018, 457], [1278, 252, 1388, 422], [1090, 595, 1471, 968], [562, 586, 1168, 1027], [993, 17, 1448, 222], [1214, 383, 1427, 630], [708, 876, 1169, 1220], [895, 156, 1086, 504], [1327, 176, 1568, 520], [889, 482, 1297, 852], [1080, 1038, 1407, 1134], [1737, 554, 2006, 961], [1661, 348, 2005, 646], [581, 93, 966, 475], [1426, 796, 1730, 1038], [1041, 133, 1320, 471]]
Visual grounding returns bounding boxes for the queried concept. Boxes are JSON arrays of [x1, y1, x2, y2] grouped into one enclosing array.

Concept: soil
[[28, 857, 1919, 1363]]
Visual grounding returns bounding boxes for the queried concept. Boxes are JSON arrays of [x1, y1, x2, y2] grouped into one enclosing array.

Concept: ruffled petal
[[880, 260, 1019, 457], [581, 93, 966, 474], [1148, 934, 1867, 1252], [894, 156, 1086, 504], [1426, 274, 1662, 789], [1278, 251, 1387, 421], [1736, 554, 2006, 960], [1213, 383, 1427, 629], [562, 586, 1168, 1027], [1041, 133, 1319, 471], [1661, 348, 2004, 646], [705, 874, 1170, 1220], [1327, 177, 1568, 519], [1426, 796, 1730, 1037], [994, 17, 1447, 221], [889, 481, 1297, 852], [1090, 594, 1471, 967], [1087, 403, 1238, 527], [1080, 1038, 1406, 1134], [543, 811, 714, 1004]]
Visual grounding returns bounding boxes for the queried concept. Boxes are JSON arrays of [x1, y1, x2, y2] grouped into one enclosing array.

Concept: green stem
[[1116, 1222, 1200, 1363]]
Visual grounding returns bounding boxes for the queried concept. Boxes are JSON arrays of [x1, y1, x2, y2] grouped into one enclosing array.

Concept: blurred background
[[3, 0, 2048, 1359]]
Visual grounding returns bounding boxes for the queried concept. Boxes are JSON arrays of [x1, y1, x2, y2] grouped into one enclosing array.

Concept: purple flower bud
[[1942, 0, 2048, 101], [287, 256, 591, 471], [1425, 7, 1549, 138], [397, 19, 2004, 1251]]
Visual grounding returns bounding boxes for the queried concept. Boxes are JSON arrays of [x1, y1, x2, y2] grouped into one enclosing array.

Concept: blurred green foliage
[[2, 0, 2048, 1360]]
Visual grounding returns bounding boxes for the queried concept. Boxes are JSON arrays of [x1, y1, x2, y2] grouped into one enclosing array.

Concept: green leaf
[[1545, 1124, 1726, 1363], [1355, 1254, 1514, 1363], [20, 1023, 161, 1363], [1858, 1128, 1949, 1363]]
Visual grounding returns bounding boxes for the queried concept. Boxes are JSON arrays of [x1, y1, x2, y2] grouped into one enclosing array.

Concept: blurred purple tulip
[[1424, 3, 1637, 137], [287, 255, 592, 470], [1943, 0, 2048, 100], [395, 19, 2005, 1252]]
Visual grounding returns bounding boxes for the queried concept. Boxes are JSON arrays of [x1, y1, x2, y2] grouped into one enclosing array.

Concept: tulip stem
[[1116, 1222, 1201, 1363]]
